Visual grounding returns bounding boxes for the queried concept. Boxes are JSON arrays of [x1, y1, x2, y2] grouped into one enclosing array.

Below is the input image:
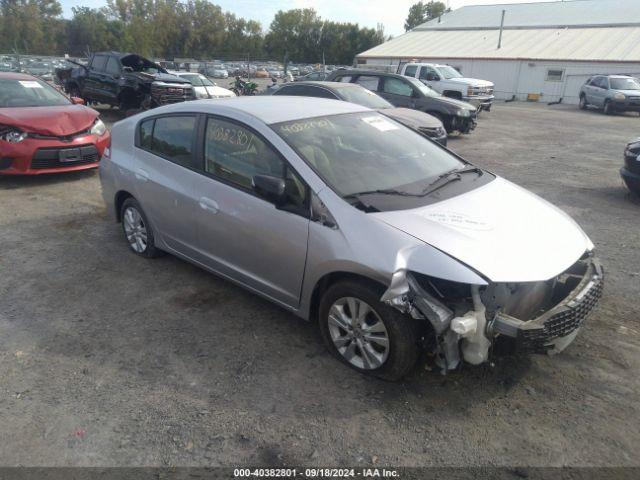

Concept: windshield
[[0, 79, 71, 107], [181, 74, 214, 86], [273, 112, 464, 198], [338, 87, 393, 109], [436, 66, 463, 79], [610, 77, 640, 90]]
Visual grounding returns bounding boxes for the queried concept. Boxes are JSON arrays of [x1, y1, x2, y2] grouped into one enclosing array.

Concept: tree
[[1, 0, 63, 54], [404, 1, 446, 32]]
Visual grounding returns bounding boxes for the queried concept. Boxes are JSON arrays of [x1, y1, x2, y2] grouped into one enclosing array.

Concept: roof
[[0, 72, 37, 80], [417, 0, 640, 30], [156, 96, 370, 124], [358, 26, 640, 63]]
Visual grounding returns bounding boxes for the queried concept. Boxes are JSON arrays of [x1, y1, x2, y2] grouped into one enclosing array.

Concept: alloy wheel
[[327, 297, 389, 370], [123, 206, 148, 253]]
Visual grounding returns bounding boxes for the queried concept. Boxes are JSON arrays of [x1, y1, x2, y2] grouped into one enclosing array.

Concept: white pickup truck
[[398, 62, 494, 111]]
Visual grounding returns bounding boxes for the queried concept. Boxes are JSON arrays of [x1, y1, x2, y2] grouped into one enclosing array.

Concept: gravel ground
[[0, 101, 639, 468]]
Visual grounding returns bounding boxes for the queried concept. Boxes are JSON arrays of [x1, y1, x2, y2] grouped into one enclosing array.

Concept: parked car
[[296, 71, 328, 82], [101, 97, 603, 380], [56, 52, 194, 111], [0, 73, 110, 175], [255, 68, 271, 78], [25, 62, 53, 81], [579, 75, 640, 115], [272, 81, 447, 146], [327, 69, 478, 134], [397, 63, 494, 111], [621, 137, 640, 194], [200, 65, 229, 79], [170, 72, 235, 99]]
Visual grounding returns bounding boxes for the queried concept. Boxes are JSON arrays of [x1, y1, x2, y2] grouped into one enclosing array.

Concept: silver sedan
[[100, 97, 603, 380]]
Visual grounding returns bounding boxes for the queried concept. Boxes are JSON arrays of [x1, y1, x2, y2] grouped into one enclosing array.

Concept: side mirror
[[70, 97, 85, 105], [426, 74, 439, 81], [252, 174, 286, 205]]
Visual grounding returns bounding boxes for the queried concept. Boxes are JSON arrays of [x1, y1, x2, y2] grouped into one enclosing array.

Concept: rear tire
[[120, 198, 163, 258], [318, 280, 420, 381], [579, 95, 588, 110]]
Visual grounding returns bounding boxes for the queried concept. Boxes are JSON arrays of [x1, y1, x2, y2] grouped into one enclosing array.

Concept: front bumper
[[621, 167, 640, 194], [491, 256, 604, 353], [0, 132, 110, 175], [463, 94, 494, 111], [610, 98, 640, 112]]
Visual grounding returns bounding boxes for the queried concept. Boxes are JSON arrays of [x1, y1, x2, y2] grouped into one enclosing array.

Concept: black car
[[56, 52, 194, 111], [326, 69, 478, 134], [271, 81, 448, 146], [622, 138, 640, 195]]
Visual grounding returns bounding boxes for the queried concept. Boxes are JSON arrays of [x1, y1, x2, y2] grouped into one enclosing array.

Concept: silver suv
[[100, 97, 603, 380], [579, 75, 640, 115]]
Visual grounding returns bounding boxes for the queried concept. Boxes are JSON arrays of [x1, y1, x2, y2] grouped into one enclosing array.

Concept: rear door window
[[404, 65, 418, 77], [382, 77, 414, 97], [355, 75, 380, 91]]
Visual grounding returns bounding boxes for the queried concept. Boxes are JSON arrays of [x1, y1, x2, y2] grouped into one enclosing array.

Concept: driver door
[[379, 77, 417, 109], [192, 116, 310, 307], [419, 66, 440, 90]]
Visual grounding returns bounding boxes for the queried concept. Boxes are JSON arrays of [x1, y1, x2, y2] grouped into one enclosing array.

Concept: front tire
[[603, 100, 613, 115], [120, 198, 162, 258], [318, 280, 420, 381]]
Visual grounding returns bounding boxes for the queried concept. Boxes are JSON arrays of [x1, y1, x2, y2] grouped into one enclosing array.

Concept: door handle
[[199, 197, 219, 214], [135, 168, 149, 182]]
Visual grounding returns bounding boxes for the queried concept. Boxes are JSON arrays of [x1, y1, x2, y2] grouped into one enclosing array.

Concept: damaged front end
[[382, 252, 604, 372]]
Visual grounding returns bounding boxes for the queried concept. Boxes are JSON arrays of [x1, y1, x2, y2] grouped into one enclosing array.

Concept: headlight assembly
[[0, 127, 27, 143], [90, 119, 107, 136], [456, 109, 471, 117], [613, 92, 626, 101]]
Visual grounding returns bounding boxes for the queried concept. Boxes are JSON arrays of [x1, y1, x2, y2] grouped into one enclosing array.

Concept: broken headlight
[[0, 126, 27, 143]]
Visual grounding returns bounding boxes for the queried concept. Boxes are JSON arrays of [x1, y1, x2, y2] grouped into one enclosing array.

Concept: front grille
[[151, 84, 194, 105], [31, 145, 99, 169], [419, 127, 445, 138], [518, 267, 604, 352]]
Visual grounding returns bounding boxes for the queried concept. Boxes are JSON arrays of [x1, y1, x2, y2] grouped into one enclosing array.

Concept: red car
[[0, 72, 110, 175]]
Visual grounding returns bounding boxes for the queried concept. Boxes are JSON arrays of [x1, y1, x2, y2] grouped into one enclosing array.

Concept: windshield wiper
[[343, 188, 424, 199], [344, 165, 484, 201], [420, 165, 484, 196]]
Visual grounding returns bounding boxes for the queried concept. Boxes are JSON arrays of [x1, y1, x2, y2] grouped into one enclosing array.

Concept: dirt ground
[[0, 101, 639, 468]]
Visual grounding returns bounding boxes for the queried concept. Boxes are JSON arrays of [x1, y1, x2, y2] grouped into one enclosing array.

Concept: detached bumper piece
[[492, 257, 604, 353]]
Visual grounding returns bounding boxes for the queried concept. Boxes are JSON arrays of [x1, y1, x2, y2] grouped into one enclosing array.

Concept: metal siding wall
[[362, 58, 640, 104]]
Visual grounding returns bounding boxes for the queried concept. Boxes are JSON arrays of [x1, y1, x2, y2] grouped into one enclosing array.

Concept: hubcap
[[123, 207, 148, 253], [327, 297, 389, 370]]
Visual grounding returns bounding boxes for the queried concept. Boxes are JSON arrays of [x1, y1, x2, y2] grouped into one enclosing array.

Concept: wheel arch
[[308, 271, 388, 324], [114, 190, 134, 222]]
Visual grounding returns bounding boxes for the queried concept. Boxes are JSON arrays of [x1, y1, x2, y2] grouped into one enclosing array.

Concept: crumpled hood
[[0, 105, 98, 136], [445, 77, 494, 88], [371, 177, 592, 283], [381, 107, 442, 129]]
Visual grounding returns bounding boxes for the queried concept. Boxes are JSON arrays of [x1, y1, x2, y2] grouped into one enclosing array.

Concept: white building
[[356, 0, 640, 104]]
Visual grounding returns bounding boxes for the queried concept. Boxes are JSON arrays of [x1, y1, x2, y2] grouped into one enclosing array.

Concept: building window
[[546, 69, 564, 82]]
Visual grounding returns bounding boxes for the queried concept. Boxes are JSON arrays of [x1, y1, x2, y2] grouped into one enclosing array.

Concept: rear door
[[100, 56, 122, 104], [378, 76, 417, 108], [132, 114, 202, 257], [191, 115, 310, 307], [353, 75, 382, 93]]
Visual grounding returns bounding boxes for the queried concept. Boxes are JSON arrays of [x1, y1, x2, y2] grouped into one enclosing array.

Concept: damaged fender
[[381, 246, 490, 370]]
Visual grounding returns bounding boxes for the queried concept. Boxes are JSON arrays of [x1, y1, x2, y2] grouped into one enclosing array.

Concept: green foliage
[[0, 0, 385, 63], [404, 1, 447, 32]]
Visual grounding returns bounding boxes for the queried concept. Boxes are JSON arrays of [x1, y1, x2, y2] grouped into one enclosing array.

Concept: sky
[[58, 0, 557, 37]]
